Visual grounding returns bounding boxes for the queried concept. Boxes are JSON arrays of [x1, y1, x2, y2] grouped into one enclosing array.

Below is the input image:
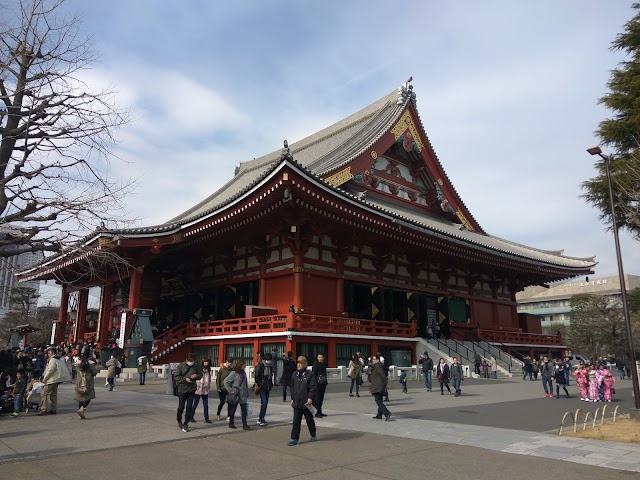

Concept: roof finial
[[280, 140, 293, 161], [397, 76, 416, 105]]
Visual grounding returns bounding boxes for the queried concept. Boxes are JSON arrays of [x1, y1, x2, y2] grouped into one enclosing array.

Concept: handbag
[[611, 387, 616, 395], [254, 383, 260, 395], [226, 387, 239, 405]]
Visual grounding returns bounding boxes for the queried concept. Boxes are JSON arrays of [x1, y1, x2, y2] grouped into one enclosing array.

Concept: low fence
[[558, 404, 625, 435]]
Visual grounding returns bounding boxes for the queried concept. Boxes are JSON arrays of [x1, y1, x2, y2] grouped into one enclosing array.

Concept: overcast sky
[[35, 0, 638, 306]]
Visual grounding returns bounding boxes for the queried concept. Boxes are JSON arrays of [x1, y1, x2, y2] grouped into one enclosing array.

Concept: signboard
[[117, 311, 127, 349], [50, 322, 57, 345]]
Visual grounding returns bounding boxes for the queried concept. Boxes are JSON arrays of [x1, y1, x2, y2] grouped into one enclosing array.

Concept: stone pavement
[[0, 375, 639, 479]]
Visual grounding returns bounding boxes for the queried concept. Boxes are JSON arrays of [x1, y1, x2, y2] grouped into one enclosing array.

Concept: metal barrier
[[558, 405, 623, 435]]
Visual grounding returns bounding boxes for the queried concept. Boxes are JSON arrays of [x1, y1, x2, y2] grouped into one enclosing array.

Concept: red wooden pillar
[[327, 338, 337, 368], [96, 283, 112, 346], [258, 262, 267, 306], [128, 268, 143, 311], [218, 341, 225, 366], [293, 250, 304, 311], [75, 288, 89, 343], [336, 262, 344, 315], [55, 288, 69, 345]]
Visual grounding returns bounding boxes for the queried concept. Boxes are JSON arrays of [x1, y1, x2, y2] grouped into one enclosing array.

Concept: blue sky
[[33, 0, 637, 305]]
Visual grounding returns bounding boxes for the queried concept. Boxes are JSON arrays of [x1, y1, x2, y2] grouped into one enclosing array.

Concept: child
[[553, 365, 570, 398], [399, 369, 408, 393], [11, 370, 27, 417], [482, 360, 489, 378]]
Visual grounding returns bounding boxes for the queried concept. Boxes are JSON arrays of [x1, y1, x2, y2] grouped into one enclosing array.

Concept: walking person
[[223, 360, 251, 430], [281, 351, 296, 401], [215, 357, 233, 420], [271, 348, 280, 386], [563, 356, 572, 386], [312, 353, 328, 417], [137, 354, 148, 385], [573, 362, 589, 401], [74, 355, 97, 419], [482, 359, 489, 378], [254, 352, 273, 426], [490, 355, 498, 379], [554, 364, 570, 398], [523, 356, 532, 380], [539, 356, 554, 398], [174, 353, 203, 433], [399, 369, 408, 393], [37, 347, 71, 416], [105, 354, 121, 391], [474, 352, 482, 376], [348, 354, 361, 397], [370, 354, 391, 421], [450, 357, 463, 397], [531, 358, 539, 380], [418, 351, 433, 391], [437, 358, 451, 395], [191, 358, 212, 423], [287, 356, 318, 446]]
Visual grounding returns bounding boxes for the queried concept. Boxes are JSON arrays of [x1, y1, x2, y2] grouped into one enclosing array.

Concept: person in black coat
[[281, 351, 296, 401], [370, 354, 391, 421], [311, 353, 328, 417], [436, 357, 451, 395], [288, 356, 317, 446]]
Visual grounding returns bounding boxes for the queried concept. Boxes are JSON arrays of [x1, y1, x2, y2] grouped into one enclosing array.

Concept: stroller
[[24, 380, 44, 413]]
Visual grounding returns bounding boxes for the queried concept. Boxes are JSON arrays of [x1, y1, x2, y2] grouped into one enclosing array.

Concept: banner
[[50, 322, 57, 345], [117, 311, 127, 349]]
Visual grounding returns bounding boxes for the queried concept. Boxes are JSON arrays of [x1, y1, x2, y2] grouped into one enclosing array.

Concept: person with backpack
[[137, 355, 149, 385], [74, 355, 97, 419], [254, 352, 273, 426], [287, 356, 318, 446], [215, 357, 233, 420], [174, 353, 203, 433]]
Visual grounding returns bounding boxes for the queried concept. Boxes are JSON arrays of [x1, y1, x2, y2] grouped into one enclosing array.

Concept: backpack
[[77, 374, 88, 395]]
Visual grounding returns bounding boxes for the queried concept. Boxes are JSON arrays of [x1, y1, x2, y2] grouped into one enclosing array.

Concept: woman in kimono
[[602, 367, 615, 402], [573, 362, 588, 401], [586, 363, 599, 402], [596, 365, 606, 401]]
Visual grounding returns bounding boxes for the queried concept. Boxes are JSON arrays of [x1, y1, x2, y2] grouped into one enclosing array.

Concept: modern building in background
[[0, 227, 43, 322], [516, 274, 640, 328]]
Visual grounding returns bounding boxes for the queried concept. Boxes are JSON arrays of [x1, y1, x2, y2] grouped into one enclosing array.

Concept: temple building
[[17, 80, 595, 367]]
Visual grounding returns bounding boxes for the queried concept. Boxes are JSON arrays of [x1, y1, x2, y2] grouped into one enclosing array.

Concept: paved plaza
[[1, 375, 639, 479]]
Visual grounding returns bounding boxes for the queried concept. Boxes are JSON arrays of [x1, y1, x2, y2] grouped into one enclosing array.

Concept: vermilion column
[[293, 252, 304, 311], [336, 262, 345, 315], [96, 283, 112, 346], [128, 268, 143, 312], [55, 288, 69, 345], [75, 288, 89, 343], [258, 262, 267, 306]]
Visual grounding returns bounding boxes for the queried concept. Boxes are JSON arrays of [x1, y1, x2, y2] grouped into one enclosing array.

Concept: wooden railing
[[480, 328, 563, 346], [152, 313, 417, 359], [293, 314, 416, 337]]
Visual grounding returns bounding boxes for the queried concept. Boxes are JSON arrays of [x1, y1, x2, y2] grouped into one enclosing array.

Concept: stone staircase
[[417, 338, 523, 378]]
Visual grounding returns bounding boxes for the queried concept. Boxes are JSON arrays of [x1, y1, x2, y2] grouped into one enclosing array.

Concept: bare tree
[[0, 0, 135, 260]]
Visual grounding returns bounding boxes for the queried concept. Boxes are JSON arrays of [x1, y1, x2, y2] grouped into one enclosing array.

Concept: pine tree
[[582, 3, 640, 237]]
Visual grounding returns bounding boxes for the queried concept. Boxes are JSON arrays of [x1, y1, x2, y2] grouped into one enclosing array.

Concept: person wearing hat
[[288, 356, 318, 446]]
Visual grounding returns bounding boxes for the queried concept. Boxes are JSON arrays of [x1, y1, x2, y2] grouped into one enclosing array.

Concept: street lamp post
[[587, 146, 640, 417]]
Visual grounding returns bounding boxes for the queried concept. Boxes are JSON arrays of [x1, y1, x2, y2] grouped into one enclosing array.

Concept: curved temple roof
[[17, 80, 596, 280]]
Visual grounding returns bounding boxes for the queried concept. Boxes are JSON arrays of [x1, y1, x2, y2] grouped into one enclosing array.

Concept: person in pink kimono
[[587, 364, 599, 402], [601, 367, 615, 402], [573, 362, 588, 401]]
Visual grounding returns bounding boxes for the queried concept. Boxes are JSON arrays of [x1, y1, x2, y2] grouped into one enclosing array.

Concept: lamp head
[[587, 146, 603, 156]]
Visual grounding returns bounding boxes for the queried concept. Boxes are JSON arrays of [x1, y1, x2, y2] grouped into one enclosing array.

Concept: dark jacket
[[370, 362, 388, 394], [450, 363, 464, 381], [290, 369, 317, 408], [539, 361, 554, 377], [418, 356, 433, 372], [216, 364, 231, 392], [255, 361, 273, 392], [281, 356, 296, 387], [312, 359, 328, 385], [437, 363, 450, 383], [174, 362, 203, 394], [13, 376, 27, 396]]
